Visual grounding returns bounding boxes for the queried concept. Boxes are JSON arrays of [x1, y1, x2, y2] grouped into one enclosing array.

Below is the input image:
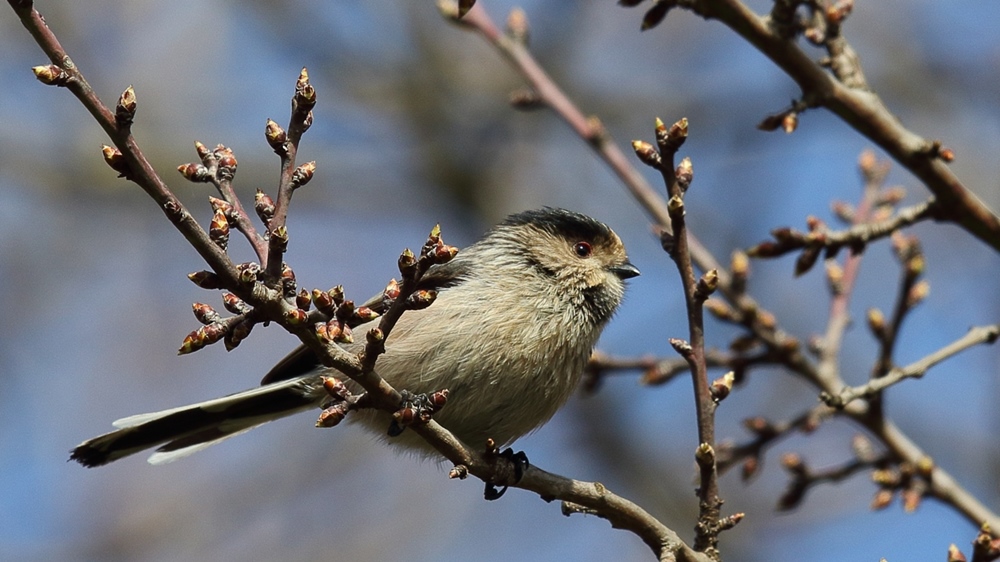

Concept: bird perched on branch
[[71, 208, 639, 470]]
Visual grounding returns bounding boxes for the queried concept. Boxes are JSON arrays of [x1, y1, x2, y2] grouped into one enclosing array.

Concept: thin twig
[[678, 0, 1000, 252], [822, 324, 1000, 409]]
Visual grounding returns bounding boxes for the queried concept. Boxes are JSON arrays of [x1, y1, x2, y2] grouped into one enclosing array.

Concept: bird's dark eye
[[574, 241, 592, 258]]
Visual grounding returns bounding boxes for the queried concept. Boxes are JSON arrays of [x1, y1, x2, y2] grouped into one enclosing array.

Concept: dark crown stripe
[[501, 208, 614, 244]]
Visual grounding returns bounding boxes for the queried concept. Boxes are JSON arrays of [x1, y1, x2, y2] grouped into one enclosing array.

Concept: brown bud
[[116, 85, 137, 128], [32, 64, 69, 86], [432, 243, 459, 265], [321, 376, 350, 399], [177, 329, 203, 355], [254, 189, 275, 225], [281, 267, 295, 296], [290, 161, 316, 189], [225, 319, 253, 351], [938, 146, 955, 162], [696, 269, 718, 299], [177, 162, 210, 182], [667, 194, 684, 216], [741, 457, 760, 481], [210, 209, 230, 250], [669, 337, 692, 356], [316, 402, 349, 428], [694, 442, 715, 468], [199, 323, 226, 347], [335, 300, 356, 323], [354, 306, 380, 322], [315, 322, 332, 343], [284, 308, 308, 325], [283, 264, 298, 294], [429, 389, 450, 409], [222, 292, 250, 314], [216, 152, 237, 181], [383, 279, 400, 301], [425, 222, 443, 245], [313, 289, 335, 315], [947, 544, 967, 562], [236, 262, 260, 284], [710, 371, 736, 402], [631, 140, 661, 168], [101, 145, 131, 177], [264, 118, 287, 154], [296, 288, 312, 311], [366, 327, 384, 345], [188, 270, 222, 289], [293, 67, 316, 113], [335, 324, 353, 344], [270, 225, 289, 253], [393, 405, 417, 427], [794, 245, 822, 276], [655, 116, 688, 152], [406, 289, 437, 310], [208, 196, 234, 217], [717, 512, 745, 531], [398, 248, 417, 277], [192, 302, 220, 325], [329, 284, 346, 306], [675, 157, 694, 192], [194, 140, 212, 162]]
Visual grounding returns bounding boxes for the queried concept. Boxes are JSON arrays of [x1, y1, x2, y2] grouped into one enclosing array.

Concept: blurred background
[[2, 1, 999, 560]]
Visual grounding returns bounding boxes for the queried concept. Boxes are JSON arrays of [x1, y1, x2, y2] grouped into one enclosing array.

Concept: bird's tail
[[71, 376, 325, 467]]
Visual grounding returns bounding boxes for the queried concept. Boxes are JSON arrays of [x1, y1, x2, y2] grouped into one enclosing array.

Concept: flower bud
[[32, 64, 69, 86], [188, 270, 222, 289], [177, 162, 210, 182], [114, 85, 137, 129], [290, 161, 316, 189], [264, 118, 287, 154]]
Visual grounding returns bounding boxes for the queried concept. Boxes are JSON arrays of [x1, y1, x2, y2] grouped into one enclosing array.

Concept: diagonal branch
[[679, 0, 1000, 252], [821, 324, 1000, 409]]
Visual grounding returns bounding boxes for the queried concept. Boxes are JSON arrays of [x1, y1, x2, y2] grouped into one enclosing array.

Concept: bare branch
[[822, 324, 1000, 408]]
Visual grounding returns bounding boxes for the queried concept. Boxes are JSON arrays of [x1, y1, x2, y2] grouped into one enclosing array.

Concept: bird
[[70, 208, 639, 469]]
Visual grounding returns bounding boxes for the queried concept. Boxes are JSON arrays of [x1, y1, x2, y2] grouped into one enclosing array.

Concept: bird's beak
[[610, 261, 641, 280]]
